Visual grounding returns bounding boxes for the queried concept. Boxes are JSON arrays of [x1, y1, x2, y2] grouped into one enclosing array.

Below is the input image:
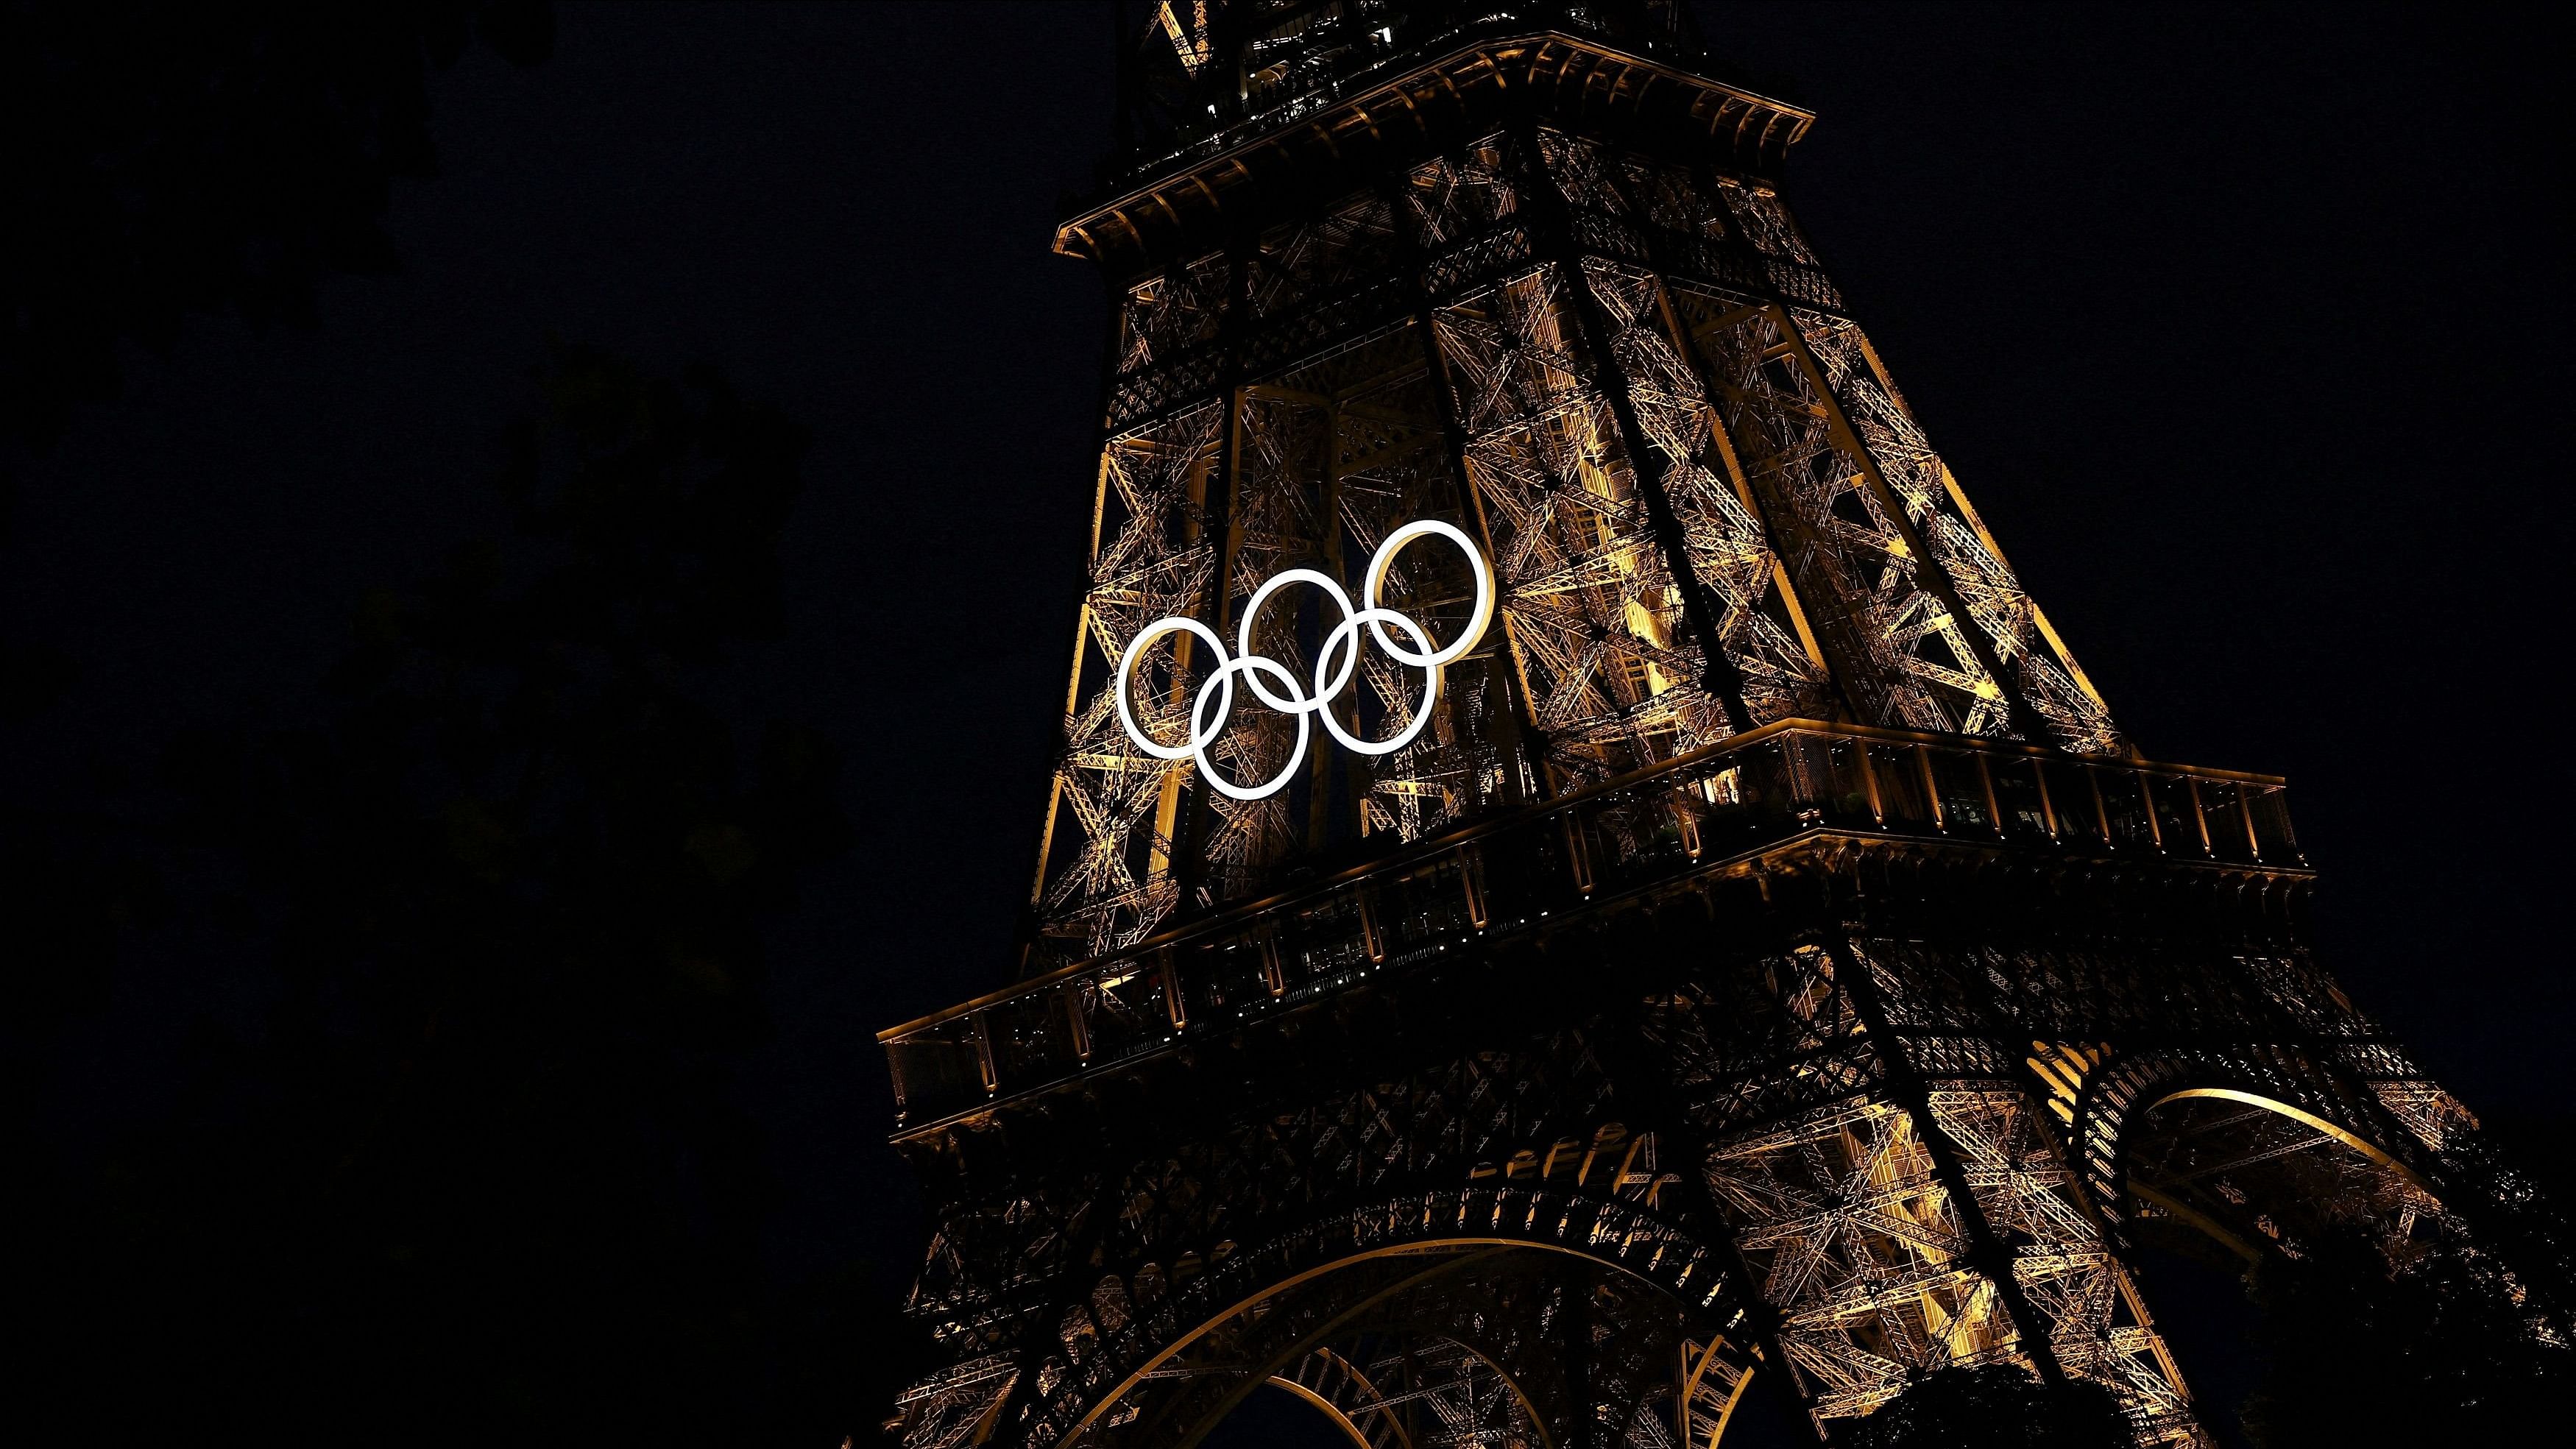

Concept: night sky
[[10, 2, 2572, 1439]]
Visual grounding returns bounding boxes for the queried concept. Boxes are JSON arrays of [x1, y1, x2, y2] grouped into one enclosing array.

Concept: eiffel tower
[[881, 6, 2566, 1446]]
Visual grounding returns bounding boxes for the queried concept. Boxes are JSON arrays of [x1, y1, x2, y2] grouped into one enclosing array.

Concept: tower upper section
[[1025, 1, 2123, 968], [1103, 2, 1726, 190], [1068, 1, 1809, 271]]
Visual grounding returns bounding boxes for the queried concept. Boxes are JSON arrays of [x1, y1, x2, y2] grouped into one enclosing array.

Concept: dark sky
[[13, 0, 2572, 1313]]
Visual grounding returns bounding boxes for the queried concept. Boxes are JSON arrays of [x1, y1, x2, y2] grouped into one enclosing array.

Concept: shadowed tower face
[[882, 6, 2566, 1448]]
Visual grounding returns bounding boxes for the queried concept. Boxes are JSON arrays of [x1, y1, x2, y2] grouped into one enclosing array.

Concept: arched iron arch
[[1267, 1347, 1412, 1449], [2106, 1074, 2451, 1269], [2148, 1088, 2428, 1186], [2063, 1046, 2436, 1233], [1016, 1182, 1761, 1449]]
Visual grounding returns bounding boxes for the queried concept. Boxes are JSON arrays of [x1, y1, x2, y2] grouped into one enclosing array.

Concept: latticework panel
[[891, 1354, 1019, 1449], [1792, 309, 2120, 754], [1924, 1085, 2197, 1447], [1674, 1333, 1758, 1449], [1079, 1248, 1701, 1449], [2124, 1091, 2458, 1266], [1673, 287, 2003, 738], [1223, 322, 1512, 868], [1279, 1336, 1548, 1449], [1119, 249, 1226, 376], [905, 1033, 1626, 1385], [1038, 403, 1225, 957], [894, 985, 1781, 1449], [1402, 133, 1521, 265], [1529, 128, 1830, 728], [1577, 255, 1829, 725], [1641, 943, 1879, 1140], [1245, 187, 1413, 375], [2371, 1080, 2481, 1157], [1434, 262, 1732, 787], [1701, 1095, 2020, 1426], [1528, 122, 2120, 755], [1039, 141, 1543, 953]]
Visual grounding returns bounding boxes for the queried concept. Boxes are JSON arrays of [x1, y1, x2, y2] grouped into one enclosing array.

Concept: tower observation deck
[[882, 6, 2569, 1447]]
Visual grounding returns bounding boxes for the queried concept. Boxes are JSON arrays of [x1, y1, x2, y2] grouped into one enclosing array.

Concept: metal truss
[[1097, 1250, 1698, 1449], [892, 1006, 1772, 1449], [1570, 252, 1827, 729], [1039, 402, 1223, 956], [1703, 1094, 2014, 1420], [1274, 1335, 1546, 1449], [1921, 1085, 2194, 1444], [1028, 110, 2133, 963], [896, 10, 2559, 1449], [1436, 258, 1737, 779], [1789, 310, 2120, 754], [899, 819, 2573, 1448]]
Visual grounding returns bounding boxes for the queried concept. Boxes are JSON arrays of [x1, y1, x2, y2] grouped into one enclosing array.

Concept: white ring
[[1192, 655, 1312, 800], [1363, 519, 1494, 668], [1108, 518, 1495, 801], [1234, 567, 1352, 713], [1115, 615, 1231, 761], [1315, 608, 1441, 757]]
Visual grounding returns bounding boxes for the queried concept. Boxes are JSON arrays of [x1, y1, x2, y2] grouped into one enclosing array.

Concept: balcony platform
[[882, 720, 2303, 1135]]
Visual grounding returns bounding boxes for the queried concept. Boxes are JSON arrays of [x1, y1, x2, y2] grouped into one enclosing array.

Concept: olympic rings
[[1113, 520, 1495, 801]]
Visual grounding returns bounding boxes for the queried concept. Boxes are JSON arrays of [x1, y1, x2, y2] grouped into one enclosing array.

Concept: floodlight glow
[[1112, 520, 1497, 800]]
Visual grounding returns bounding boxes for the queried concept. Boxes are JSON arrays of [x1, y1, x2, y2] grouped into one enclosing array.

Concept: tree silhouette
[[1, 1, 552, 455], [2237, 1225, 2572, 1448], [18, 347, 908, 1445]]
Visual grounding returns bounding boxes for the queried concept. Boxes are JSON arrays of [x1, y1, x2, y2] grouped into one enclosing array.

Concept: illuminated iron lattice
[[886, 7, 2568, 1449]]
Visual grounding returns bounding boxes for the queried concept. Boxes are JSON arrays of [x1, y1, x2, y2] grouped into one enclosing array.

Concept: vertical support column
[[1814, 932, 2073, 1389], [1916, 745, 1947, 832], [972, 1013, 999, 1095], [1665, 149, 1850, 725], [2134, 768, 2166, 854], [1853, 865, 2206, 1443], [1507, 116, 1758, 736], [1158, 946, 1188, 1030], [1384, 167, 1556, 804], [1065, 985, 1092, 1061], [1589, 1001, 1814, 1446], [1025, 266, 1167, 973], [1170, 220, 1256, 916], [1646, 244, 1847, 723], [1562, 1257, 1596, 1449]]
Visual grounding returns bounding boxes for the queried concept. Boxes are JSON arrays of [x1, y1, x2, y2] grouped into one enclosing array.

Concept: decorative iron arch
[[2063, 1045, 2439, 1235], [1267, 1346, 1415, 1449], [1269, 1333, 1551, 1449], [1007, 1180, 1761, 1449]]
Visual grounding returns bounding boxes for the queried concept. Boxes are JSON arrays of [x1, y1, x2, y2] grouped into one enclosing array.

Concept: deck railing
[[882, 720, 2299, 1129]]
